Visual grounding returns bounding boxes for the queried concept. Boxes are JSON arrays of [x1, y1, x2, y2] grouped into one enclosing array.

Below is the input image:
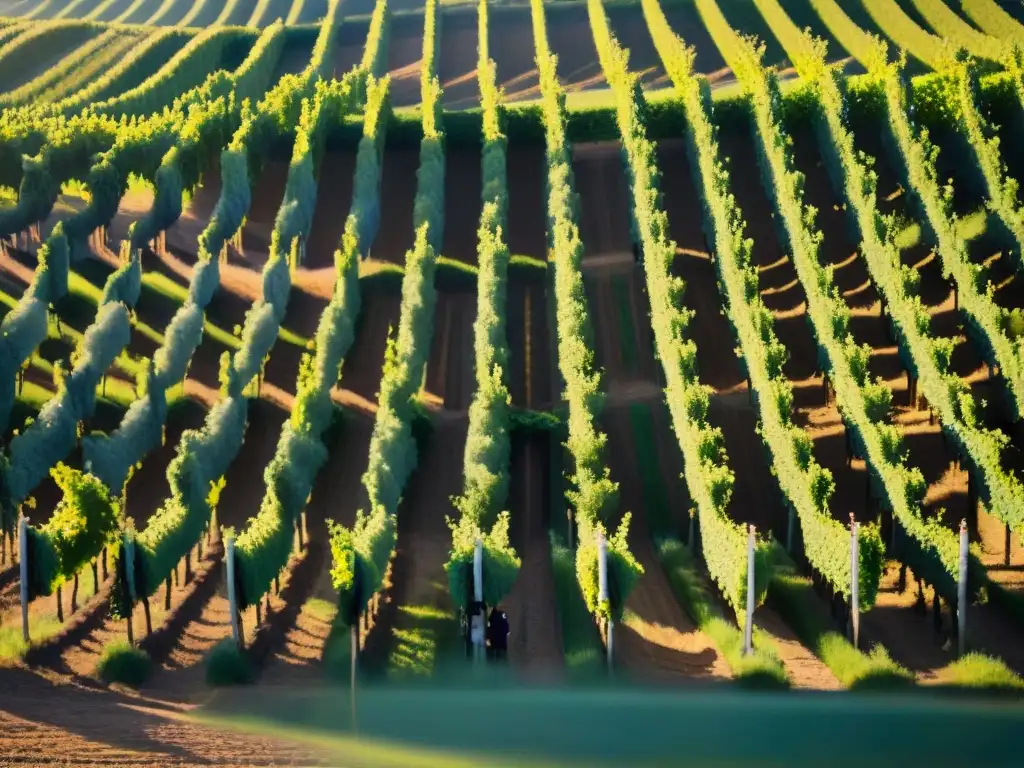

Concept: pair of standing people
[[466, 602, 509, 662]]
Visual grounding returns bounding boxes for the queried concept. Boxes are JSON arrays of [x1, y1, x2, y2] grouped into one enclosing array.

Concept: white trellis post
[[472, 538, 484, 665], [597, 530, 612, 669], [225, 533, 240, 649], [743, 525, 755, 656], [958, 519, 968, 656], [19, 516, 29, 643], [850, 514, 860, 650]]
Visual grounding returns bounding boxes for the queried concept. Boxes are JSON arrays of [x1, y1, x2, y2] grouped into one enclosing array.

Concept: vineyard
[[1, 0, 1024, 762]]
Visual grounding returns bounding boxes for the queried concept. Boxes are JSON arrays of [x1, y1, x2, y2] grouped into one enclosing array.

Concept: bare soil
[[601, 403, 731, 683], [359, 419, 465, 678], [442, 145, 481, 264], [422, 291, 476, 412], [437, 11, 479, 110], [370, 147, 419, 264], [238, 159, 290, 269], [333, 21, 367, 78], [271, 37, 314, 81], [572, 142, 633, 260], [341, 289, 402, 404], [608, 6, 670, 89], [122, 400, 209, 529], [505, 143, 548, 260], [490, 7, 540, 102], [304, 150, 358, 271], [214, 399, 288, 533], [0, 667, 331, 766], [163, 159, 222, 257], [507, 274, 552, 410], [546, 5, 606, 92], [385, 13, 424, 108], [504, 432, 564, 678]]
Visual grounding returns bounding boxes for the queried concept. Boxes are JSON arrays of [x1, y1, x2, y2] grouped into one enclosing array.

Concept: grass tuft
[[96, 641, 151, 687], [932, 653, 1024, 695], [205, 639, 253, 687]]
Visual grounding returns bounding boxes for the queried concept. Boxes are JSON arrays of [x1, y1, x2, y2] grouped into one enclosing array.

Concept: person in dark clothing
[[487, 607, 510, 662]]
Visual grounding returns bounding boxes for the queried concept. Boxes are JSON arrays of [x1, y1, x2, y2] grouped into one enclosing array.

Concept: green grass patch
[[611, 274, 637, 373], [386, 603, 460, 680], [549, 538, 605, 681], [956, 207, 991, 242], [205, 638, 253, 686], [510, 407, 564, 435], [96, 640, 151, 687], [435, 256, 478, 292], [658, 539, 789, 689], [932, 653, 1024, 695], [767, 552, 913, 690], [627, 403, 672, 538], [0, 562, 102, 662]]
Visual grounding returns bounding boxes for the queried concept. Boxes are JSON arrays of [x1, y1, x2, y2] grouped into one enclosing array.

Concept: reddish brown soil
[[386, 13, 424, 108], [341, 290, 402, 404], [600, 403, 731, 683], [573, 142, 633, 260], [582, 262, 659, 402], [663, 3, 732, 84], [305, 150, 358, 271], [122, 400, 209, 529], [608, 6, 670, 89], [163, 160, 222, 258], [437, 12, 479, 109], [442, 146, 482, 264], [504, 432, 564, 677], [214, 399, 287, 532], [505, 143, 548, 260], [507, 275, 552, 410], [0, 667, 331, 766], [370, 147, 419, 264], [333, 21, 367, 78], [238, 159, 289, 269], [422, 291, 476, 412], [546, 5, 606, 92], [56, 544, 221, 683], [359, 418, 465, 675], [271, 38, 315, 81], [489, 7, 540, 102]]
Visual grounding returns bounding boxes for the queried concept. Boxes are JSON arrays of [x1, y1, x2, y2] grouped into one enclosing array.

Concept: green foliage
[[27, 464, 118, 598], [96, 641, 152, 687], [328, 54, 441, 621], [960, 0, 1024, 44], [645, 0, 881, 604], [446, 512, 520, 607], [444, 42, 520, 606], [860, 0, 948, 70], [802, 43, 1024, 549], [205, 638, 253, 686], [716, 29, 983, 607], [906, 0, 1006, 63], [529, 0, 638, 622], [594, 0, 772, 615]]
